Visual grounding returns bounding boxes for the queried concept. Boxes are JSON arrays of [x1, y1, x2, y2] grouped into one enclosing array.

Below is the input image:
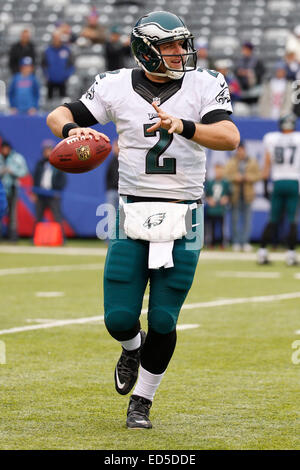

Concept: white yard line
[[0, 263, 104, 276], [177, 324, 199, 331], [216, 271, 281, 279], [0, 315, 104, 335], [200, 251, 288, 261], [0, 245, 107, 256], [35, 292, 65, 298], [0, 244, 292, 261], [26, 318, 62, 323], [1, 291, 300, 336], [180, 292, 300, 310]]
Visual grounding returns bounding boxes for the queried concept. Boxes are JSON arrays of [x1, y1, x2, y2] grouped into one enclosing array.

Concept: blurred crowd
[[195, 26, 300, 119], [203, 141, 262, 252], [0, 136, 66, 242], [3, 7, 300, 117], [5, 7, 132, 115]]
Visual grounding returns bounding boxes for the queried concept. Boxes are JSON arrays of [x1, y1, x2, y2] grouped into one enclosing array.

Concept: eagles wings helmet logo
[[143, 213, 166, 229], [76, 145, 91, 161], [215, 87, 231, 104]]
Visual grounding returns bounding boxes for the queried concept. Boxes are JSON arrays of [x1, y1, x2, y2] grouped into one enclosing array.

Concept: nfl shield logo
[[152, 97, 161, 106], [76, 145, 91, 161]]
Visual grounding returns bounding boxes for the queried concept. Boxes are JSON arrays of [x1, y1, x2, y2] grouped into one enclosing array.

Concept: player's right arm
[[46, 105, 110, 142], [48, 74, 115, 142], [262, 134, 272, 180], [262, 151, 272, 179]]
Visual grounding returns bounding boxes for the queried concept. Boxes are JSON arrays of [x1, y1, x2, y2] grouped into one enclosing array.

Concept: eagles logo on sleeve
[[85, 83, 96, 100], [215, 87, 231, 105]]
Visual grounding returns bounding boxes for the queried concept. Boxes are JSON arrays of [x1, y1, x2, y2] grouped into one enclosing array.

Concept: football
[[49, 134, 112, 174]]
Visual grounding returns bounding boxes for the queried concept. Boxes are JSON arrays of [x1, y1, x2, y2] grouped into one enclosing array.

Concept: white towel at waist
[[148, 241, 174, 269], [120, 200, 195, 269]]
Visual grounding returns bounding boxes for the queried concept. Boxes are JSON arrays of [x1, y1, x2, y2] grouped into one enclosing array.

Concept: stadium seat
[[7, 23, 35, 43], [75, 55, 106, 76], [268, 0, 295, 12]]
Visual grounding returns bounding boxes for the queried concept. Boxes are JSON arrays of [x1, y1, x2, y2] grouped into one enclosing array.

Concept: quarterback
[[47, 11, 240, 429]]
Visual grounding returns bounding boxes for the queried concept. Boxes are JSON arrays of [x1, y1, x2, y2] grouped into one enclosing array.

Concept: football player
[[47, 11, 240, 429], [257, 113, 300, 266]]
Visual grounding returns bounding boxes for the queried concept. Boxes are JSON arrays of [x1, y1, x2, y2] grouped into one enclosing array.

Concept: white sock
[[133, 366, 165, 401], [120, 332, 141, 351], [258, 248, 268, 261], [286, 250, 297, 264]]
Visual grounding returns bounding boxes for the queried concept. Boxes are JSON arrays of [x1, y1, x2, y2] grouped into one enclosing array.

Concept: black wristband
[[62, 122, 79, 139], [180, 120, 196, 139]]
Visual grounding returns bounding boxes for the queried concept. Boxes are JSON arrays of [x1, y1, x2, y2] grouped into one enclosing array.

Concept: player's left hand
[[147, 102, 183, 135]]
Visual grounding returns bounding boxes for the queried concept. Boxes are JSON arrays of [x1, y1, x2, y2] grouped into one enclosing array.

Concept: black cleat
[[114, 330, 146, 395], [126, 395, 152, 429], [257, 259, 272, 265]]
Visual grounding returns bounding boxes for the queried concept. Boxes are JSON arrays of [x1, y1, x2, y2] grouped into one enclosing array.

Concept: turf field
[[0, 241, 300, 450]]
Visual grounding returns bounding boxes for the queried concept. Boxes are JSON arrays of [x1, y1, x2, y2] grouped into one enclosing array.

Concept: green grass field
[[0, 241, 300, 450]]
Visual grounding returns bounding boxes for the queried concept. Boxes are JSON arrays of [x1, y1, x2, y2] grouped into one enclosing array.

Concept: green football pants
[[270, 180, 299, 223], [104, 204, 203, 335]]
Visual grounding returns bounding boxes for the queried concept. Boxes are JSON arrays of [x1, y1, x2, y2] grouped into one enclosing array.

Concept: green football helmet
[[279, 113, 298, 131], [131, 11, 197, 80]]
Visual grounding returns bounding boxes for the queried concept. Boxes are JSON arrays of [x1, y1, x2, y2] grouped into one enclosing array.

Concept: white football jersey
[[80, 68, 232, 200], [263, 131, 300, 181]]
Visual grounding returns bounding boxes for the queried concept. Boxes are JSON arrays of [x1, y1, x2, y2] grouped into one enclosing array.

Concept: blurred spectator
[[280, 52, 299, 81], [235, 41, 265, 105], [0, 179, 7, 220], [42, 32, 74, 100], [204, 163, 230, 248], [55, 22, 77, 45], [9, 29, 36, 75], [224, 141, 261, 252], [215, 59, 241, 103], [0, 141, 28, 241], [79, 7, 106, 45], [104, 26, 132, 71], [286, 24, 300, 63], [8, 57, 40, 115], [195, 37, 214, 69], [258, 64, 293, 119], [32, 139, 67, 237]]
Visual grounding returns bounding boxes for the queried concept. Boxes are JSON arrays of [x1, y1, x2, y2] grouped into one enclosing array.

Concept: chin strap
[[139, 61, 185, 80]]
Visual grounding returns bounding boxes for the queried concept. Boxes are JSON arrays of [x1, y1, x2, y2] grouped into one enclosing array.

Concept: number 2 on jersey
[[143, 124, 176, 174]]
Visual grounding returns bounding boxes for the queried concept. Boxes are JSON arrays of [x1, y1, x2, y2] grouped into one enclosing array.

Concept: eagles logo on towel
[[143, 213, 166, 229]]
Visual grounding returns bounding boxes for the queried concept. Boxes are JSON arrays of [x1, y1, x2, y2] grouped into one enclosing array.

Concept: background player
[[47, 11, 240, 429], [257, 113, 300, 266]]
